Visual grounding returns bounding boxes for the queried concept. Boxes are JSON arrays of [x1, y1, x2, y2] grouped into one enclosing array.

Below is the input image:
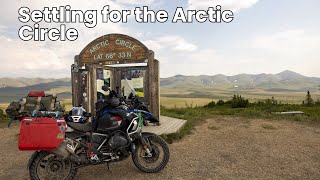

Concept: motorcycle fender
[[27, 151, 40, 170], [141, 132, 156, 137], [141, 111, 159, 123]]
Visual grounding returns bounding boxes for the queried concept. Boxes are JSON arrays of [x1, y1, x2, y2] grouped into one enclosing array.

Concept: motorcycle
[[27, 80, 170, 179], [95, 79, 158, 127]]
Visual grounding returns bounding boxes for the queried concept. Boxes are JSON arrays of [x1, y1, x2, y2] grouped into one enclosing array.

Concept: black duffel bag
[[6, 101, 20, 117]]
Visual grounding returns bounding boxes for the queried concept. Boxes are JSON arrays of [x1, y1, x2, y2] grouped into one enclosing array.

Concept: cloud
[[0, 20, 134, 78], [144, 36, 198, 52], [1, 0, 319, 79], [158, 47, 247, 77], [142, 36, 225, 77], [187, 0, 259, 12], [114, 0, 155, 5], [0, 0, 145, 77], [250, 29, 320, 76], [0, 36, 69, 77], [154, 28, 320, 78], [252, 30, 320, 54]]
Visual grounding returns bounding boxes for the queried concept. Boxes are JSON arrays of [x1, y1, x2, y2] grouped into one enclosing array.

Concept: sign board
[[79, 34, 148, 64], [73, 33, 159, 120]]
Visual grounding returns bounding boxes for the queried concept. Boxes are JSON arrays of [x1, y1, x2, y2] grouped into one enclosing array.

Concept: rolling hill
[[160, 70, 320, 92], [0, 70, 319, 104], [0, 77, 70, 88], [0, 79, 71, 102]]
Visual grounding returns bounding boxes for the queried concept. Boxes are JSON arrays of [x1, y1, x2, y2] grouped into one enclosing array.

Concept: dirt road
[[1, 116, 320, 179]]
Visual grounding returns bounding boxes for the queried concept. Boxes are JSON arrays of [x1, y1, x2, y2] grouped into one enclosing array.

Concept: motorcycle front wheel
[[29, 151, 77, 180], [132, 133, 170, 173]]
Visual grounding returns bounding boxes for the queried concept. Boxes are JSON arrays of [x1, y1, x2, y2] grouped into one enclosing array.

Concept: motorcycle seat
[[107, 109, 127, 119], [67, 122, 92, 132]]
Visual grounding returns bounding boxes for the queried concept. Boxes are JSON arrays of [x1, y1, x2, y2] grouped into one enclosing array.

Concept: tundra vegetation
[[0, 109, 9, 123], [1, 90, 319, 143], [161, 91, 320, 143]]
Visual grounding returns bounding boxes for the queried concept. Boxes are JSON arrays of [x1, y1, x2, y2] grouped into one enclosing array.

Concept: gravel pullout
[[1, 116, 320, 179]]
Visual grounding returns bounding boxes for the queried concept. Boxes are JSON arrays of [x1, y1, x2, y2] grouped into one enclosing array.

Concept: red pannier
[[18, 117, 66, 151], [28, 91, 45, 97]]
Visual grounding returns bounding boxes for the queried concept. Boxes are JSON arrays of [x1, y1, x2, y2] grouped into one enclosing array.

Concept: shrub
[[225, 100, 232, 105], [266, 97, 278, 105], [303, 90, 314, 107], [217, 100, 225, 106], [184, 101, 194, 108], [231, 94, 249, 108], [204, 101, 216, 108], [253, 97, 282, 112], [0, 108, 10, 122], [0, 109, 4, 117]]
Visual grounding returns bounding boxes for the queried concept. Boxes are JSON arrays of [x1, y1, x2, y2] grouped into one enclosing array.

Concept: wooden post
[[71, 55, 80, 107], [148, 50, 160, 123], [112, 68, 121, 91], [143, 69, 149, 104], [82, 68, 88, 111], [89, 64, 95, 115], [153, 59, 160, 122]]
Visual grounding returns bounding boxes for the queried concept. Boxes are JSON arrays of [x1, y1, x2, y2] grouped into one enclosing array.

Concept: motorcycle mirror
[[128, 93, 133, 99], [102, 85, 109, 92]]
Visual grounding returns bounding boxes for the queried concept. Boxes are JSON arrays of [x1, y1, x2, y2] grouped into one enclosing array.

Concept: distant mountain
[[0, 79, 71, 102], [160, 70, 320, 92], [276, 70, 305, 80], [0, 77, 70, 88], [0, 70, 319, 103]]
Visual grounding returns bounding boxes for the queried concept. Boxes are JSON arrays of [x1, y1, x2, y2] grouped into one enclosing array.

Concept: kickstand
[[107, 162, 110, 171], [7, 117, 15, 127]]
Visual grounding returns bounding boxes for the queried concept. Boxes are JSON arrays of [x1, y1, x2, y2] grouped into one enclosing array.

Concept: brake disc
[[143, 144, 160, 163]]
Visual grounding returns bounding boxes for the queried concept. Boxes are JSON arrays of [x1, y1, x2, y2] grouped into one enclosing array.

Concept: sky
[[0, 0, 319, 78]]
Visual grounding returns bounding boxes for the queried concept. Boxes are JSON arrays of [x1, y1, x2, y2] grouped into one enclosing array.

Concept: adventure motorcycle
[[26, 80, 170, 179]]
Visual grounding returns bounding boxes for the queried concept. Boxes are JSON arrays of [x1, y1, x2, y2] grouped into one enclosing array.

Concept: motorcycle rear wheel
[[29, 151, 77, 180], [132, 134, 170, 173]]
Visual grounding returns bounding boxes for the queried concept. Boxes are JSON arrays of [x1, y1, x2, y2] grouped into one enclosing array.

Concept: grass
[[160, 97, 214, 108], [1, 92, 319, 143], [60, 99, 72, 110], [0, 103, 9, 110], [0, 109, 10, 123], [161, 88, 320, 105], [0, 117, 10, 123], [160, 104, 320, 143]]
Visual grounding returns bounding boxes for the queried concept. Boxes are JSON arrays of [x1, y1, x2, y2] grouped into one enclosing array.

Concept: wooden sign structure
[[71, 34, 160, 120]]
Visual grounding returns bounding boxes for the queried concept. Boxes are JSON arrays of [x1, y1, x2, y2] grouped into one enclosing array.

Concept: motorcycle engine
[[108, 133, 128, 149]]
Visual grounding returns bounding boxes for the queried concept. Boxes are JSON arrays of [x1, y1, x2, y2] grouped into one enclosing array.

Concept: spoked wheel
[[132, 134, 170, 173], [29, 151, 77, 180]]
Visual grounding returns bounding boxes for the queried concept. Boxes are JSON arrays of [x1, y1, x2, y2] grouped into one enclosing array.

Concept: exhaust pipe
[[50, 142, 71, 159]]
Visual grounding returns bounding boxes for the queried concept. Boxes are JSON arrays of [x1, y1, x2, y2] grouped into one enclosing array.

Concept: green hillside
[[0, 80, 71, 102], [0, 77, 70, 88], [0, 70, 319, 105]]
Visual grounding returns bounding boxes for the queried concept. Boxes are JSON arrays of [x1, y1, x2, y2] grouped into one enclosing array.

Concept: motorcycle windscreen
[[121, 69, 145, 98]]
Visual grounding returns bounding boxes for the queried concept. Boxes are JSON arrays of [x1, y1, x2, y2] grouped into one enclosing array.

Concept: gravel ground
[[1, 116, 320, 179]]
